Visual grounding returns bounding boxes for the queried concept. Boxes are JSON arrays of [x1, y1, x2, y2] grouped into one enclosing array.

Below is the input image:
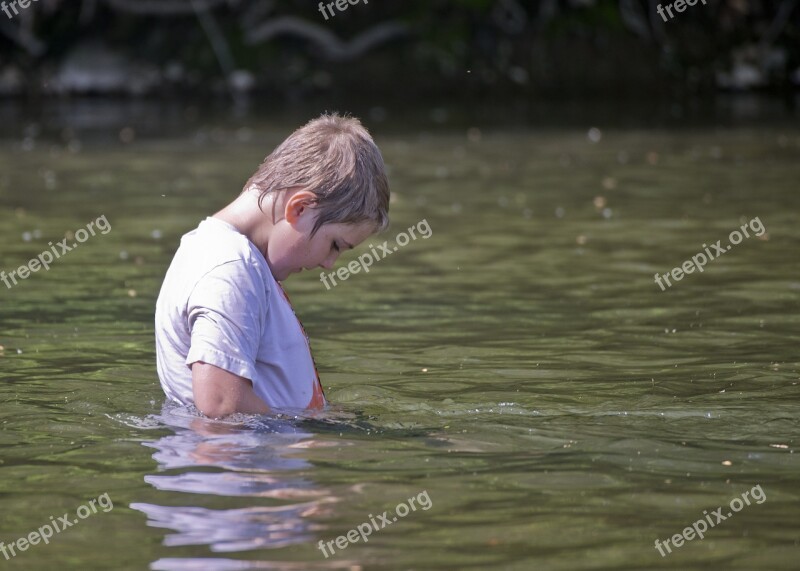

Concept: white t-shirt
[[155, 217, 326, 412]]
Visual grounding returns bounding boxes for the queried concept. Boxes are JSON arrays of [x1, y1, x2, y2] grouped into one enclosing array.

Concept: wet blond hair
[[245, 113, 390, 236]]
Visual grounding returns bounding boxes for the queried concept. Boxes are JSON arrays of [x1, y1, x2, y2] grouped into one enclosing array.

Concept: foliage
[[0, 0, 796, 96]]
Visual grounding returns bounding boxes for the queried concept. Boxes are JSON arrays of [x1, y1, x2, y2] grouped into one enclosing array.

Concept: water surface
[[1, 109, 799, 570]]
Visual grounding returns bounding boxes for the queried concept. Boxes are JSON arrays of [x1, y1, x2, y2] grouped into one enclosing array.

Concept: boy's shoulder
[[173, 217, 273, 288]]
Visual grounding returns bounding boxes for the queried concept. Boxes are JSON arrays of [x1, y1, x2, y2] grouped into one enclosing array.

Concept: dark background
[[0, 0, 797, 102]]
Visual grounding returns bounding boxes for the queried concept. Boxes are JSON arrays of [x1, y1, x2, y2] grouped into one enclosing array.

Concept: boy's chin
[[265, 260, 290, 282], [275, 268, 301, 282], [273, 265, 311, 282]]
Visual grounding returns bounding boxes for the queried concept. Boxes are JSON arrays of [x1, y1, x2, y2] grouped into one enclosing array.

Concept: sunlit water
[[1, 108, 799, 570]]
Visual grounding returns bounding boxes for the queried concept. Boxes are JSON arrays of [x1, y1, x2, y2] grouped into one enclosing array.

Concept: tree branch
[[0, 19, 45, 56], [246, 16, 410, 62], [103, 0, 227, 16], [191, 0, 235, 77]]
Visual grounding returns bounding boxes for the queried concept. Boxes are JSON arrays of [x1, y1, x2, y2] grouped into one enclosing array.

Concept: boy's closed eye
[[333, 240, 355, 253]]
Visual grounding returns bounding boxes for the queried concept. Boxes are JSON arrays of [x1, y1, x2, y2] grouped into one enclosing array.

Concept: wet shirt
[[155, 217, 325, 411]]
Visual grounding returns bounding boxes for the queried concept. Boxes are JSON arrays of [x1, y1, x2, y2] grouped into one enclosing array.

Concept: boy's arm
[[191, 361, 269, 418]]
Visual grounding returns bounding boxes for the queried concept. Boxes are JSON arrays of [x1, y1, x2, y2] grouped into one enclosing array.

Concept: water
[[1, 105, 799, 570]]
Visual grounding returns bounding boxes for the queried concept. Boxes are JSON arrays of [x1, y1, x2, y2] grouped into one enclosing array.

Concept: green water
[[1, 111, 799, 570]]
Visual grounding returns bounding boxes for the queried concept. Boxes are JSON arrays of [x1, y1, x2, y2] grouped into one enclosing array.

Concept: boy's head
[[245, 113, 390, 237]]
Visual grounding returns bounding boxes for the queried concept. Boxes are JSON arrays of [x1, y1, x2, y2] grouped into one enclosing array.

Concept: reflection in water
[[132, 404, 339, 569], [150, 558, 363, 571]]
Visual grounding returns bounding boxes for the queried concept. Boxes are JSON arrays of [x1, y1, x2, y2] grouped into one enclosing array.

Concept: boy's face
[[266, 194, 376, 281]]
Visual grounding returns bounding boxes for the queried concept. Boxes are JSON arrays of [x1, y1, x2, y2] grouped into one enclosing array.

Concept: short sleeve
[[185, 260, 267, 380]]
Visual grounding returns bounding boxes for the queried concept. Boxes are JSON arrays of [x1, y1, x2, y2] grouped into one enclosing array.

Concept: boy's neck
[[214, 189, 275, 255]]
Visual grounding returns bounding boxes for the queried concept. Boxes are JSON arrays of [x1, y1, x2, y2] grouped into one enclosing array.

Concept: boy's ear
[[284, 190, 317, 224]]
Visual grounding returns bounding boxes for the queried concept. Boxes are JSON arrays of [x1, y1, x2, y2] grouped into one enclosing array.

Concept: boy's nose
[[320, 253, 338, 270]]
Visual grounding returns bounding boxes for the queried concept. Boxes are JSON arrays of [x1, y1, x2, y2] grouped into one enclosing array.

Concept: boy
[[155, 114, 390, 418]]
